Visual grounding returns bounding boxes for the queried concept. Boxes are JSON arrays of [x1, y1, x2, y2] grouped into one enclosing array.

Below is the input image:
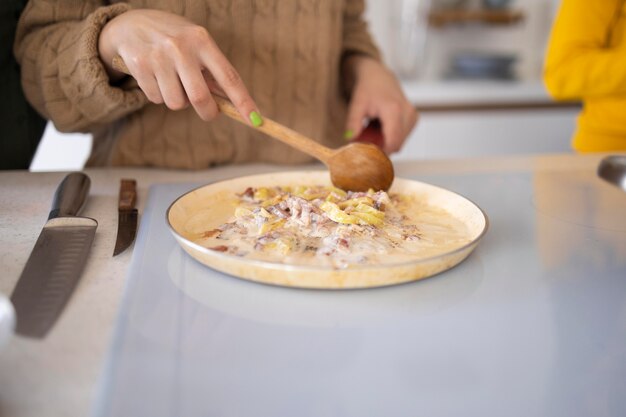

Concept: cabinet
[[428, 8, 524, 28], [394, 108, 577, 161], [392, 79, 578, 161]]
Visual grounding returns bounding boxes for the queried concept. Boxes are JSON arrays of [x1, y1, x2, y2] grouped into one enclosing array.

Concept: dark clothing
[[0, 0, 46, 170]]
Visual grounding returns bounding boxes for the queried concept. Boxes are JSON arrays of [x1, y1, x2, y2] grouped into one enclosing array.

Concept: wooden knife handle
[[119, 179, 137, 211]]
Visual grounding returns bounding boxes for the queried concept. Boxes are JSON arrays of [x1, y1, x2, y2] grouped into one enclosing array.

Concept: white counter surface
[[1, 154, 625, 417], [402, 79, 553, 105]]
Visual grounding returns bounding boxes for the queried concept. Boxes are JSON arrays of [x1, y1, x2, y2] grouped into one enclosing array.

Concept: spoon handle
[[111, 56, 334, 163], [209, 95, 333, 162]]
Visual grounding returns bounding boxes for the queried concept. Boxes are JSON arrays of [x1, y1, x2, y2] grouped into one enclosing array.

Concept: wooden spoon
[[111, 57, 394, 191]]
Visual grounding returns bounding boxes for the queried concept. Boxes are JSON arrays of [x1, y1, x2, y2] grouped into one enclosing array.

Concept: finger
[[409, 107, 419, 128], [176, 59, 218, 121], [202, 73, 227, 98], [124, 54, 163, 104], [135, 76, 163, 104], [406, 106, 419, 136], [137, 75, 164, 104], [199, 40, 262, 126], [345, 92, 369, 141], [379, 101, 404, 154], [154, 64, 188, 111]]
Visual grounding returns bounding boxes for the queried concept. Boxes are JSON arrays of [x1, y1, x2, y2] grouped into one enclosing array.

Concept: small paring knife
[[113, 179, 138, 256]]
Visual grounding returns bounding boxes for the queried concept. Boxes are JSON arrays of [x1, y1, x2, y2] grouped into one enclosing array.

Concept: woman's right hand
[[98, 9, 262, 125]]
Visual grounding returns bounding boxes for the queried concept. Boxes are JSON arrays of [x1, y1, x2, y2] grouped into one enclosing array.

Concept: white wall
[[30, 124, 91, 172]]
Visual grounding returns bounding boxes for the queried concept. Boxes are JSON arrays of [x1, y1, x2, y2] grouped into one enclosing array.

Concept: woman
[[544, 0, 626, 152], [15, 1, 417, 168]]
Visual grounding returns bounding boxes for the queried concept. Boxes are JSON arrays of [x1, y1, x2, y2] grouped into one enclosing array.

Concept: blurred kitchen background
[[30, 0, 577, 171]]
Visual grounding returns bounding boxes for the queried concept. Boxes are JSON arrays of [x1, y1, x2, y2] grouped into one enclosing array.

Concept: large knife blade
[[113, 179, 138, 256], [10, 172, 97, 338]]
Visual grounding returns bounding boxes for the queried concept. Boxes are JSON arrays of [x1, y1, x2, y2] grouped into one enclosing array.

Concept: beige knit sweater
[[15, 0, 380, 168]]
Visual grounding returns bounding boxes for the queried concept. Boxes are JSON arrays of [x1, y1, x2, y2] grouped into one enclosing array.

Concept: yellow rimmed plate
[[166, 171, 488, 289]]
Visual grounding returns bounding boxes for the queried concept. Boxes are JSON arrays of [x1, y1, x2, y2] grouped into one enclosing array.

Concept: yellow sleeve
[[543, 0, 626, 100]]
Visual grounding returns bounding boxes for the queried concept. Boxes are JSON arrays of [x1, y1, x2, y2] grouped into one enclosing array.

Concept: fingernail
[[249, 111, 263, 127], [343, 129, 354, 140]]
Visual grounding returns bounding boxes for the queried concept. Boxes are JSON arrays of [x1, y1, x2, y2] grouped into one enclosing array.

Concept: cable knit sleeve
[[14, 1, 148, 133], [342, 0, 381, 61]]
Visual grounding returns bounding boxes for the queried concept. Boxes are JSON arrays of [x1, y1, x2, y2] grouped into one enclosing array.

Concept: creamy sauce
[[188, 186, 471, 269]]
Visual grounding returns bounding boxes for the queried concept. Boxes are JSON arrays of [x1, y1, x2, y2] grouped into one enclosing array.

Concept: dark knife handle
[[48, 172, 91, 220], [119, 179, 137, 210]]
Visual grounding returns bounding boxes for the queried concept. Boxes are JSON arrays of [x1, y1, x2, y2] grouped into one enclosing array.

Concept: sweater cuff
[[342, 34, 382, 63], [55, 3, 147, 126]]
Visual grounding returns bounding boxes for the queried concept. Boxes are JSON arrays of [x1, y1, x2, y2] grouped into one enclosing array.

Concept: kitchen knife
[[10, 172, 97, 338], [113, 179, 138, 256], [598, 155, 626, 191]]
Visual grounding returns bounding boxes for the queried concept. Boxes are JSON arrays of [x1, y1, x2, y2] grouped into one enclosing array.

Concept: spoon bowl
[[327, 142, 394, 191]]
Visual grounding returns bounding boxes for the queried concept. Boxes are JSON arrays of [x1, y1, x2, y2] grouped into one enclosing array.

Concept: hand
[[98, 9, 262, 125], [343, 56, 418, 154]]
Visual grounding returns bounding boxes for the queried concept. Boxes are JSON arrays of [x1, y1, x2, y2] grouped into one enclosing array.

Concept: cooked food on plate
[[194, 185, 471, 269]]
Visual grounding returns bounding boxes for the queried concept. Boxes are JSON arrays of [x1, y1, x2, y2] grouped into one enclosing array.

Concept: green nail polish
[[249, 111, 263, 127], [343, 129, 354, 140]]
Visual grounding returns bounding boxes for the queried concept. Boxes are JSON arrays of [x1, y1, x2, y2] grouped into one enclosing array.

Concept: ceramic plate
[[166, 171, 488, 289]]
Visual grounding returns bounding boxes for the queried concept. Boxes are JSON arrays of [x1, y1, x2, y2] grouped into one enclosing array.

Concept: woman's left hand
[[344, 56, 418, 154]]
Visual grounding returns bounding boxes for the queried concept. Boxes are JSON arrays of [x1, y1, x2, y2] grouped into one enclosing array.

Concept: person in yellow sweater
[[14, 1, 418, 168], [544, 0, 626, 152]]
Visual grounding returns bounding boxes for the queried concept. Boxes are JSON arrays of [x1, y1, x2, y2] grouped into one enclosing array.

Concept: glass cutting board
[[93, 172, 626, 417]]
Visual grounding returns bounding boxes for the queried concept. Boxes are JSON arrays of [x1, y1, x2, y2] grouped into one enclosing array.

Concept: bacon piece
[[239, 187, 255, 202], [268, 206, 290, 219], [337, 238, 349, 249], [202, 229, 221, 238]]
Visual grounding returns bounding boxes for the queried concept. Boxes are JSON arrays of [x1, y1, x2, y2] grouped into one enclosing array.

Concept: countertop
[[0, 153, 625, 417], [403, 79, 551, 105], [402, 79, 580, 111]]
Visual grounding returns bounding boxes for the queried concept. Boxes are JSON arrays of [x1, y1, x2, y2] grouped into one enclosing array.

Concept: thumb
[[344, 93, 368, 141]]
